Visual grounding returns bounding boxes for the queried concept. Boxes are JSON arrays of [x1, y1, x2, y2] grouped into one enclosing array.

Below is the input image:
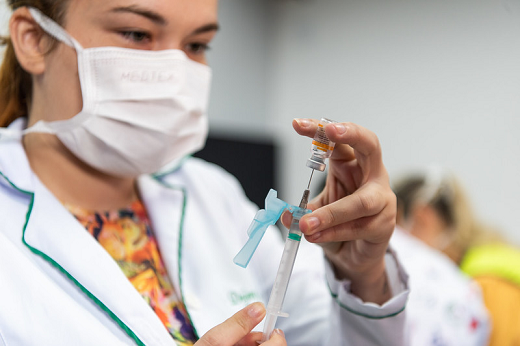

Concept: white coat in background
[[391, 228, 490, 346]]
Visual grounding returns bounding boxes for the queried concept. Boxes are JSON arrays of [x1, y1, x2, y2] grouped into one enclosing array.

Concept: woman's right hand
[[195, 302, 286, 346]]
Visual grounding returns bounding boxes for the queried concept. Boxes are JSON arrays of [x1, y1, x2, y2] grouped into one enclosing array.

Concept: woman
[[0, 1, 408, 345], [394, 168, 520, 346]]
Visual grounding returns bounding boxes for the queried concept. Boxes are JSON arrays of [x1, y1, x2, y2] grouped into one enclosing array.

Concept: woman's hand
[[283, 119, 397, 305], [195, 302, 286, 346]]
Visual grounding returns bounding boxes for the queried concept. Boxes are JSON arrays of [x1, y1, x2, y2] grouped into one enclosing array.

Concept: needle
[[307, 169, 314, 190]]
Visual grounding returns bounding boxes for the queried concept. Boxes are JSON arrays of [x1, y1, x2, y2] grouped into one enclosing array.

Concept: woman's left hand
[[282, 118, 397, 305]]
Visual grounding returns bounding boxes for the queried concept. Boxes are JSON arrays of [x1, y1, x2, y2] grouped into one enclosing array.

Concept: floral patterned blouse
[[66, 200, 197, 345]]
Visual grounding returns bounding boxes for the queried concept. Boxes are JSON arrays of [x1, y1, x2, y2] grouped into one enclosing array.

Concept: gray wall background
[[2, 0, 520, 244]]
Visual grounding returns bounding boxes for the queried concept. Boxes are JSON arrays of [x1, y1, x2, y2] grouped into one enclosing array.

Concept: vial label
[[312, 124, 334, 152], [312, 140, 334, 152]]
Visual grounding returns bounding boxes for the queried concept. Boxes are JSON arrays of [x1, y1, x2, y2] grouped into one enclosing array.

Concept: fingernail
[[333, 123, 347, 134], [248, 303, 264, 318], [274, 329, 285, 337], [306, 217, 321, 231], [294, 118, 311, 128]]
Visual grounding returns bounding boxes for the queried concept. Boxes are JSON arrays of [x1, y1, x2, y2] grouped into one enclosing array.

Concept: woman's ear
[[9, 7, 49, 75]]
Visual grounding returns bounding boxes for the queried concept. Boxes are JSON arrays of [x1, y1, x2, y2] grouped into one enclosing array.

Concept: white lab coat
[[0, 119, 409, 346], [391, 229, 490, 345]]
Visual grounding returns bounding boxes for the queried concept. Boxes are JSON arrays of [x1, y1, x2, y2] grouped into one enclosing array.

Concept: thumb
[[196, 302, 266, 346]]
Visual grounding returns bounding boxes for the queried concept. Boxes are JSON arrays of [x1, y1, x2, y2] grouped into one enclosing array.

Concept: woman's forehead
[[67, 0, 218, 25]]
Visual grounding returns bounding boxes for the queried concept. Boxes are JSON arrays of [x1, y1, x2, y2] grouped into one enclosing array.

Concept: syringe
[[261, 189, 310, 342], [261, 118, 337, 342]]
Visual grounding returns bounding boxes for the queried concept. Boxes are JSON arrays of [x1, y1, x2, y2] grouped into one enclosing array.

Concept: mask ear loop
[[28, 7, 81, 50], [23, 8, 89, 136]]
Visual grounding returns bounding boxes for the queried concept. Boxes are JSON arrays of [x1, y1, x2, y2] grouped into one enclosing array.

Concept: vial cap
[[306, 159, 326, 171]]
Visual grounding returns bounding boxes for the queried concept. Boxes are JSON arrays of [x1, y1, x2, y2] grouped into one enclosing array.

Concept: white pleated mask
[[22, 8, 211, 177]]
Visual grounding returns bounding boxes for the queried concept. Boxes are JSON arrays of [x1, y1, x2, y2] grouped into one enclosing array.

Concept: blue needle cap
[[233, 189, 310, 268]]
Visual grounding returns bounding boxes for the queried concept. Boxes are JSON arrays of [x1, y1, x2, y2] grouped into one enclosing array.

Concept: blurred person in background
[[394, 167, 520, 346]]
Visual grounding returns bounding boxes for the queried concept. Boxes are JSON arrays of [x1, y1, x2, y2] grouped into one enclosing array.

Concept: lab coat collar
[[22, 175, 177, 346], [0, 130, 180, 345], [137, 175, 185, 305], [0, 118, 35, 193]]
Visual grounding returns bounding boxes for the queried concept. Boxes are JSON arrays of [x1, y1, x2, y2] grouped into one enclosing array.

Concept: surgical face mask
[[24, 8, 211, 177]]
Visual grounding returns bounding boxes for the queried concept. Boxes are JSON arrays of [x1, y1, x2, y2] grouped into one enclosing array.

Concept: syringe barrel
[[261, 217, 302, 342], [261, 314, 278, 343], [266, 237, 300, 310], [306, 118, 337, 172]]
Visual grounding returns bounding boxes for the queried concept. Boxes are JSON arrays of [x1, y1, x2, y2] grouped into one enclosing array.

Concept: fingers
[[299, 184, 396, 244], [235, 329, 286, 346], [234, 332, 262, 346], [262, 329, 287, 346], [280, 210, 293, 229], [293, 118, 381, 161], [292, 118, 320, 138], [196, 302, 266, 346], [293, 118, 394, 244], [324, 122, 381, 159]]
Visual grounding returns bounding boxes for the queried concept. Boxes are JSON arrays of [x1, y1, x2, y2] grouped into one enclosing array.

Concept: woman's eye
[[186, 42, 210, 55], [119, 30, 151, 43]]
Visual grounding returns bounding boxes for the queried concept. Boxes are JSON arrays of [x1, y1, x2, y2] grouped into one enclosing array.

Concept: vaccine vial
[[306, 118, 337, 172]]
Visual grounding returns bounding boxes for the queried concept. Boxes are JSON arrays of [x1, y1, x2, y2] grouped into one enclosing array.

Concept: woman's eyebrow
[[190, 23, 220, 36], [110, 5, 166, 25]]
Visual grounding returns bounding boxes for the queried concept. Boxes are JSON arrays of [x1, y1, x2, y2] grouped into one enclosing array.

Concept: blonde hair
[[0, 0, 69, 127], [393, 169, 502, 263]]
